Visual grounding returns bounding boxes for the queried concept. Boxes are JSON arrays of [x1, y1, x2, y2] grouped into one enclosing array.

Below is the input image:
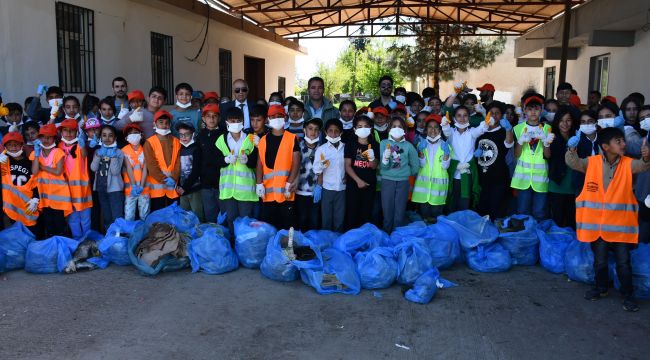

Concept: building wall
[[0, 0, 297, 103]]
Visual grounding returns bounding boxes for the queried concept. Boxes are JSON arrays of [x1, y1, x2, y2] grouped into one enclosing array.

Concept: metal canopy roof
[[210, 0, 585, 39]]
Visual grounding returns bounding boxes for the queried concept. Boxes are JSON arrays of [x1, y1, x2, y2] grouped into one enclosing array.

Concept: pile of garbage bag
[[234, 217, 277, 268], [496, 215, 539, 266], [100, 219, 143, 266], [0, 222, 35, 271]]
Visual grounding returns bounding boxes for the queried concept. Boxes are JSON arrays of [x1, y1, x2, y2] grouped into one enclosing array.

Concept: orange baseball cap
[[2, 131, 25, 146], [203, 92, 219, 101], [154, 110, 173, 122], [267, 104, 286, 117], [425, 114, 442, 124], [601, 95, 616, 106], [372, 107, 389, 117], [477, 83, 496, 92], [39, 124, 57, 137], [570, 94, 582, 108], [123, 123, 143, 135], [59, 118, 79, 130], [202, 104, 220, 114], [128, 90, 145, 102]]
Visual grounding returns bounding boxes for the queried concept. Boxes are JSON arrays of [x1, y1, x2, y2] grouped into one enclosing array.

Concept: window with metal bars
[[55, 2, 96, 94], [151, 32, 174, 104], [278, 77, 286, 98], [219, 49, 232, 99]]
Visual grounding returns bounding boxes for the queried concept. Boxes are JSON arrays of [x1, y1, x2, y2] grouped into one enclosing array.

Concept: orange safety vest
[[58, 143, 92, 211], [146, 135, 180, 199], [258, 132, 296, 203], [1, 161, 39, 226], [575, 155, 639, 244], [31, 150, 73, 217], [122, 145, 149, 196]]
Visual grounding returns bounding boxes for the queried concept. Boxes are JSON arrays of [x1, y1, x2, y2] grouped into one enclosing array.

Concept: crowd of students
[[0, 74, 649, 311]]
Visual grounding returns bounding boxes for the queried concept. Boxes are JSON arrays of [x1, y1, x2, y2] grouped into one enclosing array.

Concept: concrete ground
[[0, 264, 647, 360]]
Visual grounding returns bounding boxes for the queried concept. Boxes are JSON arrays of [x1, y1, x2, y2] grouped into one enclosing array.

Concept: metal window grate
[[55, 2, 96, 93], [278, 77, 286, 97], [151, 32, 174, 104], [219, 49, 232, 98]]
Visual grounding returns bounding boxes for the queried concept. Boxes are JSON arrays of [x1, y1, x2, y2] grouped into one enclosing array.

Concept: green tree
[[314, 62, 349, 99]]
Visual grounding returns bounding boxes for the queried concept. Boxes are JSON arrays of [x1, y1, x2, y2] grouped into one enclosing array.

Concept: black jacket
[[179, 142, 202, 194], [197, 128, 223, 189]]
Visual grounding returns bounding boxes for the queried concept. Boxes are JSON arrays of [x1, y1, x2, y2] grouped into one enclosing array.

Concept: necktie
[[239, 103, 245, 110]]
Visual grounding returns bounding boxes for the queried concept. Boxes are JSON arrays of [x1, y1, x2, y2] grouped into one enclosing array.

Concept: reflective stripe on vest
[[215, 134, 257, 201], [59, 143, 92, 211], [122, 145, 149, 196], [34, 149, 73, 216], [511, 123, 550, 193], [1, 163, 39, 226], [145, 135, 180, 199], [258, 132, 296, 203], [575, 155, 639, 244], [411, 145, 450, 206]]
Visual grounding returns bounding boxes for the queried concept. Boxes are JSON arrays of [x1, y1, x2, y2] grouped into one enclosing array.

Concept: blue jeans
[[201, 188, 220, 223], [68, 207, 92, 240], [98, 191, 125, 230], [516, 188, 547, 220]]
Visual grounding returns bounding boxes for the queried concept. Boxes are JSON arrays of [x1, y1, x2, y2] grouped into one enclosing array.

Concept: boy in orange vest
[[566, 127, 650, 312], [144, 110, 180, 212], [122, 123, 149, 220], [255, 105, 300, 230]]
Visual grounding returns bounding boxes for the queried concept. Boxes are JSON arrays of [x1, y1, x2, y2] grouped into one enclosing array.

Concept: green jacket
[[379, 139, 420, 181], [304, 97, 340, 123]]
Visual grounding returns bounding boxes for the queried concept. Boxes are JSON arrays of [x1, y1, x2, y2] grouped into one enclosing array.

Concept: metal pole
[[559, 0, 572, 83]]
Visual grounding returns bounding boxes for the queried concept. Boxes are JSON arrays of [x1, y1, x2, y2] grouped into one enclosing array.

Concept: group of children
[[1, 75, 649, 311]]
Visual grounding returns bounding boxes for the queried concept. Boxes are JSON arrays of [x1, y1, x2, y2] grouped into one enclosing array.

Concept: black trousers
[[345, 183, 375, 230], [150, 196, 178, 213], [41, 207, 66, 238], [295, 194, 320, 232], [548, 192, 576, 229], [477, 184, 508, 220], [261, 201, 296, 231], [591, 238, 633, 296]]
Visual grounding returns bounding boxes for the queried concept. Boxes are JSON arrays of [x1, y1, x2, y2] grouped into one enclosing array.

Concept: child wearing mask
[[313, 119, 346, 233], [21, 121, 40, 156], [122, 123, 149, 221], [196, 104, 222, 222], [296, 118, 322, 231], [171, 83, 201, 137], [338, 100, 357, 143], [379, 118, 420, 233], [83, 117, 102, 231], [1, 103, 25, 135], [144, 110, 181, 212], [98, 97, 119, 127], [286, 99, 306, 140], [548, 107, 578, 228], [62, 96, 82, 124], [345, 115, 379, 229], [176, 123, 204, 222], [412, 114, 451, 222]]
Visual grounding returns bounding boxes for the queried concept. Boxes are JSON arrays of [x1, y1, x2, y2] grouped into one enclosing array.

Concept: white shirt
[[235, 100, 250, 129], [445, 125, 487, 179], [313, 142, 346, 191], [227, 132, 245, 155]]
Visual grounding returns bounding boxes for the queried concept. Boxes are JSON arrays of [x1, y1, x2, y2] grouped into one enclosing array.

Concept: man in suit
[[220, 79, 251, 129]]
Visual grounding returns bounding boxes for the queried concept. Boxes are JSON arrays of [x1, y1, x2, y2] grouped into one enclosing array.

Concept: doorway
[[244, 56, 265, 102]]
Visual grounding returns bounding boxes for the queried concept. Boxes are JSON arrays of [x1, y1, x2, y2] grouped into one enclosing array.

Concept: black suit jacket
[[219, 100, 251, 129]]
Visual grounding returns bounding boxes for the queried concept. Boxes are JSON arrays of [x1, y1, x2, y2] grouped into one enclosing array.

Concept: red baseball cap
[[524, 95, 544, 108], [123, 123, 143, 135], [477, 83, 496, 92], [39, 124, 57, 137], [267, 104, 286, 117], [128, 90, 145, 102], [394, 103, 407, 113], [601, 95, 617, 106], [371, 107, 389, 117], [59, 118, 79, 130], [203, 92, 219, 101], [154, 110, 173, 122], [425, 114, 442, 124], [202, 104, 220, 114], [2, 131, 25, 146], [570, 94, 583, 108]]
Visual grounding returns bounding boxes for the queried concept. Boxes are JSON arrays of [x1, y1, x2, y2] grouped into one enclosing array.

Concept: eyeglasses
[[178, 132, 193, 139], [234, 87, 248, 94]]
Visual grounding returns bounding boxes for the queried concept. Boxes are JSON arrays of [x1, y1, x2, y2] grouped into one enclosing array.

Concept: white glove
[[518, 131, 532, 145], [284, 182, 292, 198], [543, 133, 555, 147], [238, 153, 248, 164], [256, 184, 265, 198], [645, 194, 650, 208], [117, 107, 130, 120], [441, 114, 450, 127], [26, 198, 39, 214], [50, 104, 59, 116], [382, 148, 391, 165], [225, 154, 237, 164], [0, 152, 7, 164], [252, 134, 260, 146], [366, 149, 376, 162], [475, 103, 486, 117], [8, 124, 19, 133], [405, 117, 415, 128], [457, 162, 471, 174], [532, 128, 546, 140], [130, 109, 143, 123]]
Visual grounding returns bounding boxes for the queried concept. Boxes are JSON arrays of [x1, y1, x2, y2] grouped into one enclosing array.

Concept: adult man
[[588, 90, 602, 112], [220, 79, 251, 129], [477, 83, 495, 109], [111, 77, 129, 118], [116, 87, 167, 139], [368, 75, 396, 111], [556, 82, 574, 107], [303, 76, 340, 123]]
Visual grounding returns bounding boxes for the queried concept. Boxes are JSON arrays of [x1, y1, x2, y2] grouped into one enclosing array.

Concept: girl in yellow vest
[[144, 110, 180, 212], [31, 124, 72, 237], [122, 123, 149, 220], [566, 127, 650, 312], [58, 118, 93, 240], [511, 94, 554, 220]]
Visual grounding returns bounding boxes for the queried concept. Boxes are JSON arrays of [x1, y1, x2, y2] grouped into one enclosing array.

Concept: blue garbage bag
[[611, 243, 650, 299], [300, 248, 361, 295], [145, 203, 200, 238], [536, 219, 574, 274], [128, 222, 190, 276], [465, 243, 512, 273], [188, 227, 238, 275], [423, 222, 461, 270], [0, 222, 35, 270], [497, 215, 539, 266], [406, 210, 424, 223], [99, 219, 143, 266], [303, 230, 339, 250], [234, 217, 277, 268], [261, 229, 304, 282], [24, 236, 80, 274], [0, 250, 5, 273], [404, 268, 458, 304], [334, 223, 385, 256], [386, 221, 428, 247], [198, 223, 231, 241], [394, 239, 434, 285], [354, 247, 398, 289], [564, 240, 594, 284], [438, 210, 499, 249]]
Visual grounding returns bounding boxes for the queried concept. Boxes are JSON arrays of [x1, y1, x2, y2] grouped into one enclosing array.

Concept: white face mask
[[326, 136, 341, 144], [269, 101, 282, 106], [640, 117, 650, 131], [423, 97, 430, 105], [176, 100, 191, 109], [455, 121, 469, 129], [268, 118, 285, 130], [579, 123, 597, 135], [304, 136, 319, 145], [48, 98, 63, 108], [61, 137, 78, 145], [355, 127, 371, 139], [227, 122, 244, 133], [7, 150, 23, 158], [126, 133, 142, 145], [374, 123, 388, 132], [41, 143, 56, 150], [416, 126, 425, 133], [103, 142, 117, 148], [101, 115, 115, 123], [395, 95, 406, 104], [389, 127, 405, 140], [427, 135, 441, 143], [544, 112, 556, 122], [289, 118, 304, 126], [283, 105, 289, 114], [597, 117, 615, 128], [155, 128, 171, 136], [340, 118, 354, 130], [181, 139, 195, 148], [452, 103, 460, 109], [422, 106, 433, 113]]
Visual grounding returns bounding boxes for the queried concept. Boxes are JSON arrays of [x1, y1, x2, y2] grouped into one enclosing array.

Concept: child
[[122, 123, 150, 221], [441, 105, 490, 212], [62, 96, 82, 123], [90, 125, 129, 229], [246, 104, 269, 142], [548, 107, 578, 228], [58, 118, 93, 240], [176, 122, 204, 222], [203, 92, 220, 105], [31, 124, 72, 237], [286, 99, 306, 140], [256, 105, 300, 230], [2, 103, 25, 135], [83, 117, 102, 231], [144, 110, 181, 212], [170, 83, 201, 137], [26, 85, 64, 125], [371, 106, 390, 226], [413, 110, 429, 144], [338, 100, 356, 143], [98, 97, 119, 127], [81, 94, 100, 121], [117, 86, 167, 139], [411, 115, 451, 222], [313, 119, 346, 233], [566, 127, 650, 312], [216, 107, 258, 232], [0, 132, 40, 235], [474, 102, 515, 220], [296, 117, 322, 231], [127, 90, 145, 112], [379, 118, 420, 233], [344, 115, 379, 229], [21, 121, 40, 157]]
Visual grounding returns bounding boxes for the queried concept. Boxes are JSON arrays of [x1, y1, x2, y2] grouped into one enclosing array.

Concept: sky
[[295, 38, 349, 81]]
